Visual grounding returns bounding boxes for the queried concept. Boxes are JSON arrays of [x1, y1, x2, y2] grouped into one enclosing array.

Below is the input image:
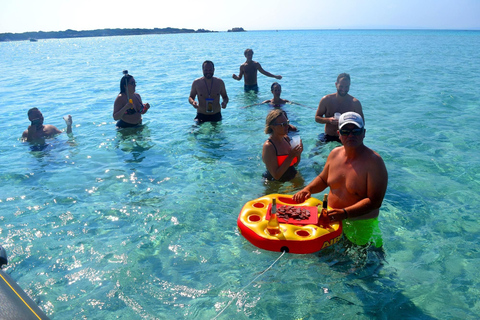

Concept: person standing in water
[[113, 71, 150, 128], [315, 73, 364, 143], [262, 109, 303, 182], [262, 82, 290, 106], [232, 49, 282, 92], [293, 112, 387, 248], [22, 108, 72, 142], [189, 60, 229, 123]]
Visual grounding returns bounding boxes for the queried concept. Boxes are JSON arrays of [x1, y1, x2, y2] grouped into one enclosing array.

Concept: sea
[[1, 29, 479, 319]]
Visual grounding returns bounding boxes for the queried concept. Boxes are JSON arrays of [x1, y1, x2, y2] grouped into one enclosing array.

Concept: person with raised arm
[[233, 49, 282, 92]]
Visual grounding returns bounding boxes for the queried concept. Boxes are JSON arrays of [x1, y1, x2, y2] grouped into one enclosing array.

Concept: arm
[[293, 157, 330, 203], [64, 115, 73, 134], [189, 81, 199, 108], [135, 93, 150, 114], [256, 62, 282, 80], [232, 65, 244, 81], [113, 95, 134, 120], [220, 80, 229, 108], [315, 96, 335, 125], [262, 141, 300, 181]]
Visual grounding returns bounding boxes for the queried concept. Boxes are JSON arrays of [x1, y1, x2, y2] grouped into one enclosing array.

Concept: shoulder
[[321, 94, 335, 102]]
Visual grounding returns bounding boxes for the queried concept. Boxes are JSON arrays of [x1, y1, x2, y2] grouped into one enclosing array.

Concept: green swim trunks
[[342, 217, 383, 247]]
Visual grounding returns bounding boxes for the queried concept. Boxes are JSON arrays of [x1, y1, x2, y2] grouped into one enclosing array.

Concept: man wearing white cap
[[293, 112, 388, 247], [315, 73, 364, 143]]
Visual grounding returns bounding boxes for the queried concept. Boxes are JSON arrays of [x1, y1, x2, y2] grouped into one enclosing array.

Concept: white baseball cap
[[339, 112, 364, 129]]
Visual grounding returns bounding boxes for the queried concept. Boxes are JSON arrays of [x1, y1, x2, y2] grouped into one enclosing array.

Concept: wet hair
[[244, 48, 253, 56], [202, 60, 214, 69], [120, 74, 133, 94], [271, 82, 281, 92], [336, 73, 351, 83], [265, 109, 287, 134], [27, 107, 39, 117]]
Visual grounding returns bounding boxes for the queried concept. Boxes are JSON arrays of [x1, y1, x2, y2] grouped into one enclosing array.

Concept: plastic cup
[[291, 135, 301, 148], [334, 112, 341, 120]]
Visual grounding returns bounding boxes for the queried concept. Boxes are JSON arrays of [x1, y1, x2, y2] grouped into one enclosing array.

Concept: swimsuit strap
[[267, 138, 279, 155]]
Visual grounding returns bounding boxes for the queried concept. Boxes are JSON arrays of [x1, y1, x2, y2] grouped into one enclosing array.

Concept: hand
[[232, 74, 238, 80], [290, 144, 303, 157], [327, 209, 348, 222], [192, 101, 198, 109], [141, 103, 150, 114], [30, 118, 41, 128], [330, 117, 339, 126], [221, 101, 227, 109], [275, 75, 282, 80], [293, 190, 310, 204], [63, 115, 72, 126]]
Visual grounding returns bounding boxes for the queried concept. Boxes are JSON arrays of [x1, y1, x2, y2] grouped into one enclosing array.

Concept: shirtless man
[[189, 60, 229, 123], [22, 108, 72, 142], [293, 112, 388, 247], [315, 73, 364, 143], [232, 49, 282, 92]]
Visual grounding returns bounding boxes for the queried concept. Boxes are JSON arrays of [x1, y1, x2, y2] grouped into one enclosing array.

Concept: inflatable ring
[[237, 194, 342, 254]]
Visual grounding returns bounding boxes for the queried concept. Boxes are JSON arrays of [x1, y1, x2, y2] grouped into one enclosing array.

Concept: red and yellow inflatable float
[[237, 194, 342, 254]]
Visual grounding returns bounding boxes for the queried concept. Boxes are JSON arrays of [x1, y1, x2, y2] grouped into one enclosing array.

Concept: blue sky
[[1, 0, 479, 33]]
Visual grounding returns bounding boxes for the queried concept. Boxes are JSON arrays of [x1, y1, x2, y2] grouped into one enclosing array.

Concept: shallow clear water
[[1, 30, 480, 319]]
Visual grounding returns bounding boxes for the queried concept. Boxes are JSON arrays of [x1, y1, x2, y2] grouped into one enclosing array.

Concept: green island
[[0, 27, 217, 42]]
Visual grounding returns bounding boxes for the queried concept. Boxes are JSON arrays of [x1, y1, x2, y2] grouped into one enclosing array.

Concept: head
[[265, 109, 289, 135], [338, 112, 365, 143], [271, 82, 281, 96], [202, 60, 215, 79], [244, 48, 254, 60], [120, 74, 135, 93], [335, 73, 351, 97], [27, 107, 44, 125]]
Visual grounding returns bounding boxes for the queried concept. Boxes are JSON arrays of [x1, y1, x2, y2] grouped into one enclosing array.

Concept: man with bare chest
[[189, 60, 229, 123], [315, 73, 364, 143], [232, 49, 282, 92], [294, 112, 387, 247], [22, 108, 72, 143]]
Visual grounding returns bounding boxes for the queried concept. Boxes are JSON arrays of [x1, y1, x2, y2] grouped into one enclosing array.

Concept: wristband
[[343, 208, 348, 219]]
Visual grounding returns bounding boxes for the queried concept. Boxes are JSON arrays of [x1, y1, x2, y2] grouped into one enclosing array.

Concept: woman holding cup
[[262, 109, 303, 182]]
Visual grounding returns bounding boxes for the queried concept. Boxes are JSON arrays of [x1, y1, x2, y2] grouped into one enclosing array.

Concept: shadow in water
[[115, 125, 154, 163], [319, 238, 437, 319]]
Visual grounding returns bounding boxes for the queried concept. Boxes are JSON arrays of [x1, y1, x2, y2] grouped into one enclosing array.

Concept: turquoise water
[[1, 29, 479, 319]]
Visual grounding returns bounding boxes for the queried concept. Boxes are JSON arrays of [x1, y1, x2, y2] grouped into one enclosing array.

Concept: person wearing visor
[[22, 108, 72, 142], [262, 109, 303, 182], [293, 112, 388, 248], [113, 71, 150, 128]]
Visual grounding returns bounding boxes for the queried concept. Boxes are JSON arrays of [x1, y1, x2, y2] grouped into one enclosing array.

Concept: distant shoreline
[[0, 27, 217, 42]]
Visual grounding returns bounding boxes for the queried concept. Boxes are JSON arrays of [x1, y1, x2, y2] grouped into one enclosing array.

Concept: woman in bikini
[[262, 109, 303, 182], [113, 72, 150, 128]]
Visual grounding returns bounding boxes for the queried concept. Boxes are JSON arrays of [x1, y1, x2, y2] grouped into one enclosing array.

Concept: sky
[[1, 0, 479, 34]]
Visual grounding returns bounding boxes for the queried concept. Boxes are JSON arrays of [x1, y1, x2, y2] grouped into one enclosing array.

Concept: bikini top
[[268, 137, 298, 167]]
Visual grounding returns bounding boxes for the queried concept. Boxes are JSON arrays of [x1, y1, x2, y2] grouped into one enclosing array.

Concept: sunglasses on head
[[339, 128, 364, 136]]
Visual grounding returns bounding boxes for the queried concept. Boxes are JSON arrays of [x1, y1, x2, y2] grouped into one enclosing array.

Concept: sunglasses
[[339, 128, 364, 136], [272, 120, 290, 127]]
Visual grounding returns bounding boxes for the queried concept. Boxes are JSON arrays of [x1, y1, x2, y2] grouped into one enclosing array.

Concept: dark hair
[[271, 82, 281, 91], [244, 48, 253, 55], [27, 107, 39, 117], [120, 74, 133, 94], [337, 73, 350, 83], [202, 60, 214, 69]]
